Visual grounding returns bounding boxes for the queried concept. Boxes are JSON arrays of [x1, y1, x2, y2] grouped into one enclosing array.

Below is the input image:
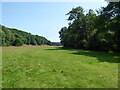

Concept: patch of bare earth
[[2, 46, 62, 48]]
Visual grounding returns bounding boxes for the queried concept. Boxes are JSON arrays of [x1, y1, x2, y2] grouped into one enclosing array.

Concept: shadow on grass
[[46, 47, 120, 63], [72, 51, 120, 63], [46, 47, 78, 51]]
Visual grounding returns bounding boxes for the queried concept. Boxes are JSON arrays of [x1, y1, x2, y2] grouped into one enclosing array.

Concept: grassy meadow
[[2, 46, 120, 88], [0, 48, 2, 89]]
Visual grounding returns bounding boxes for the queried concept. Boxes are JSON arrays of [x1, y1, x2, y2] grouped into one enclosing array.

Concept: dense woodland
[[0, 25, 52, 46], [59, 2, 120, 52]]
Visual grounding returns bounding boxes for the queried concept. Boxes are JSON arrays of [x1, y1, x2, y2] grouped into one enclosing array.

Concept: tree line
[[59, 2, 120, 52], [0, 25, 51, 46]]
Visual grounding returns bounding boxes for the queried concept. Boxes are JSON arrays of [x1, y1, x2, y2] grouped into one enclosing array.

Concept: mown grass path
[[2, 47, 120, 88]]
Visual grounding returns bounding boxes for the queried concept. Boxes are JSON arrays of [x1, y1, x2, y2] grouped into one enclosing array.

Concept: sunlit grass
[[0, 47, 2, 89], [2, 47, 119, 88]]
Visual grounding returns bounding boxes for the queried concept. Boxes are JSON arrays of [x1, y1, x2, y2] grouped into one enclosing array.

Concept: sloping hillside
[[0, 25, 51, 46]]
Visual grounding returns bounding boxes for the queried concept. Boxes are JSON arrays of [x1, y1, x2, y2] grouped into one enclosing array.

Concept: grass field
[[0, 48, 2, 89], [2, 46, 120, 88]]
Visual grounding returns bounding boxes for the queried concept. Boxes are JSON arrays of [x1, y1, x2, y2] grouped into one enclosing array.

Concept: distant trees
[[0, 25, 51, 46], [59, 2, 120, 52], [50, 42, 62, 46]]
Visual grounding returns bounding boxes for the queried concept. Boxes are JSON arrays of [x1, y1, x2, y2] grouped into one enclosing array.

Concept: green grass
[[0, 47, 2, 89], [22, 44, 49, 46], [2, 47, 120, 88]]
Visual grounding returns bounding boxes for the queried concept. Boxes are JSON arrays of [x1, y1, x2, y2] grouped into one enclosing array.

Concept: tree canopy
[[59, 2, 120, 52], [0, 25, 51, 46]]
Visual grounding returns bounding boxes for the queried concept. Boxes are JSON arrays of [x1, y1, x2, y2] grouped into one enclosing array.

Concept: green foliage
[[1, 26, 51, 46], [13, 38, 23, 46], [2, 47, 119, 88], [59, 2, 120, 52], [50, 42, 62, 46]]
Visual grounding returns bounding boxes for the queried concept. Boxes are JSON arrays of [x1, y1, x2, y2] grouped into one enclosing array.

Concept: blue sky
[[2, 2, 108, 42]]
